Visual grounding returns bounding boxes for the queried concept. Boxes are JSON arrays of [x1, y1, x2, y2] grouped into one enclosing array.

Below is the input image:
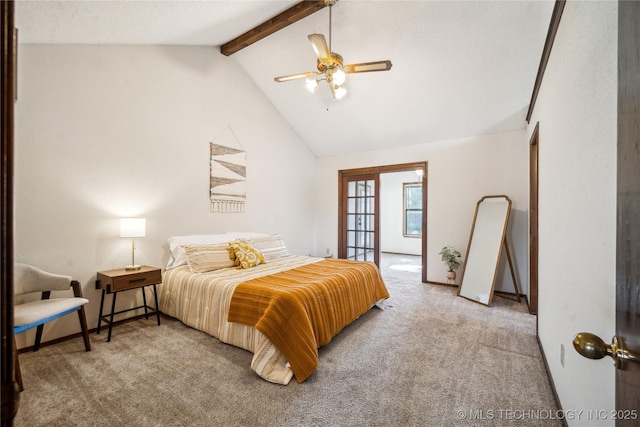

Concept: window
[[403, 183, 422, 237]]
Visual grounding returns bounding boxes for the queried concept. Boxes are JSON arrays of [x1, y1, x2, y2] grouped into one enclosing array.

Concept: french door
[[339, 174, 380, 265], [338, 162, 428, 283]]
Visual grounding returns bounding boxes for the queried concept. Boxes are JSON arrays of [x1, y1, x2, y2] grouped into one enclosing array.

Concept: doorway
[[338, 162, 427, 283]]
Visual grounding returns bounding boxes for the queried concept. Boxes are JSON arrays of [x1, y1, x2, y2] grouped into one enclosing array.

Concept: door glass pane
[[366, 231, 375, 248], [347, 247, 355, 259], [365, 214, 374, 231], [357, 181, 366, 197], [347, 214, 356, 230], [348, 181, 356, 197], [348, 198, 355, 213], [366, 180, 375, 196], [366, 197, 374, 214], [347, 231, 355, 246]]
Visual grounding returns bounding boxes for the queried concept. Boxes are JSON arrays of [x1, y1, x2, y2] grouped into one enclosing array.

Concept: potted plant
[[438, 246, 461, 279]]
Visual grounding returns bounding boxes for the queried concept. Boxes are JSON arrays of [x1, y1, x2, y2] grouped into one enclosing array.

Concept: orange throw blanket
[[228, 258, 389, 382]]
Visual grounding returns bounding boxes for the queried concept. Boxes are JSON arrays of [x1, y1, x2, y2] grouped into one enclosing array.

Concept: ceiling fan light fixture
[[306, 78, 319, 93], [332, 67, 346, 86], [334, 85, 347, 99]]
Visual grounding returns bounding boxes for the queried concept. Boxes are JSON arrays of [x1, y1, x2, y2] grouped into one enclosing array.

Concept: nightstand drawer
[[97, 266, 162, 292], [111, 270, 160, 291]]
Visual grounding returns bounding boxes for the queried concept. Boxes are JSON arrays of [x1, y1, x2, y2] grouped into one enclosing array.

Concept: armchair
[[14, 263, 91, 390]]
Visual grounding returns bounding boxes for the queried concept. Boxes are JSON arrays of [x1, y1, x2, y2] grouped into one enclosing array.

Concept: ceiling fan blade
[[274, 71, 319, 83], [308, 33, 332, 63], [345, 60, 393, 74]]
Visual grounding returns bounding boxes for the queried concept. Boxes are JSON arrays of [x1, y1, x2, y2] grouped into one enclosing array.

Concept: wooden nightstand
[[95, 265, 162, 342]]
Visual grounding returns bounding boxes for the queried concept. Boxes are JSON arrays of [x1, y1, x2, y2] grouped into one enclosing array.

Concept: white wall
[[380, 171, 422, 255], [526, 2, 617, 424], [14, 45, 318, 346], [315, 130, 529, 289]]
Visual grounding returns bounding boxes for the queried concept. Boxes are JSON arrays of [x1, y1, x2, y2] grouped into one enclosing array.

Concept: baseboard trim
[[536, 335, 567, 427], [425, 280, 457, 287], [424, 282, 529, 303], [494, 290, 529, 303], [17, 312, 168, 354]]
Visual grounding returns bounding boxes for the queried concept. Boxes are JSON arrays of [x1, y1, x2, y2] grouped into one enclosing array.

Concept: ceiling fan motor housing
[[316, 52, 344, 72]]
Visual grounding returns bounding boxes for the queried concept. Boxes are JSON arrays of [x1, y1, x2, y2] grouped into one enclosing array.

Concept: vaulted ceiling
[[15, 0, 555, 157]]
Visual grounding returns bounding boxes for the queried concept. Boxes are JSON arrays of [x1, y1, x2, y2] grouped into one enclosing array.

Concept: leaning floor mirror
[[458, 195, 519, 306]]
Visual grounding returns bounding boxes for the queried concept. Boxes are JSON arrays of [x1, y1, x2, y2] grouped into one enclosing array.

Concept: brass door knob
[[573, 333, 639, 369]]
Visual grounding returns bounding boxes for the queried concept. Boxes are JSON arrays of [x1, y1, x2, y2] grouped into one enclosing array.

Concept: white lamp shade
[[120, 218, 146, 238]]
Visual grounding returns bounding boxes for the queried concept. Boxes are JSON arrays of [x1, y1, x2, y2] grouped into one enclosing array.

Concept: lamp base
[[125, 264, 142, 271]]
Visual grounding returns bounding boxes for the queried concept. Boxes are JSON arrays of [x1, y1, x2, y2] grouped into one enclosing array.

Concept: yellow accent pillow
[[229, 240, 266, 269]]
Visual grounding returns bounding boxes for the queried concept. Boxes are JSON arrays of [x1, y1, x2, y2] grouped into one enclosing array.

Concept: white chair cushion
[[14, 297, 89, 327]]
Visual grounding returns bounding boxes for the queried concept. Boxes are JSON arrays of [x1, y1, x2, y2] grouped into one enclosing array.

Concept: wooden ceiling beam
[[220, 0, 327, 56]]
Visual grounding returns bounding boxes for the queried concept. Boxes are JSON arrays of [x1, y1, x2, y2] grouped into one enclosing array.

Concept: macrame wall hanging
[[210, 127, 246, 213]]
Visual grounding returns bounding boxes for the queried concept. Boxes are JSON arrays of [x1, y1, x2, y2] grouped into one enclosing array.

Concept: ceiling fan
[[274, 0, 392, 99]]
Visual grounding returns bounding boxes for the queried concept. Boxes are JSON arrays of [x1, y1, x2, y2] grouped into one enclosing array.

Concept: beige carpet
[[13, 254, 561, 426]]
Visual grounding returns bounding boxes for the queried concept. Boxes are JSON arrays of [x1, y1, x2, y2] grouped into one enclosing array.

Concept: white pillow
[[166, 234, 235, 270], [251, 235, 289, 262], [182, 244, 236, 273]]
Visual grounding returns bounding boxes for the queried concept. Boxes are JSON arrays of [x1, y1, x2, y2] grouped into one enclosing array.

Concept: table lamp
[[120, 218, 146, 270]]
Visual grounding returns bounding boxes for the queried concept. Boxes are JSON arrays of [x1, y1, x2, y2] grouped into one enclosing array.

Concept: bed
[[158, 233, 389, 385]]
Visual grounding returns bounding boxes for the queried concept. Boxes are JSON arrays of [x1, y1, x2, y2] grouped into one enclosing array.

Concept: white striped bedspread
[[158, 255, 328, 385]]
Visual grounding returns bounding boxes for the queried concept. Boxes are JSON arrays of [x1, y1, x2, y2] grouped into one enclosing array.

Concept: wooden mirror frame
[[457, 195, 512, 306]]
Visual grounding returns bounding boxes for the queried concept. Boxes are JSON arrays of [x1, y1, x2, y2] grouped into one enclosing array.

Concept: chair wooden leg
[[77, 306, 91, 351], [14, 336, 23, 392], [33, 324, 44, 352]]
